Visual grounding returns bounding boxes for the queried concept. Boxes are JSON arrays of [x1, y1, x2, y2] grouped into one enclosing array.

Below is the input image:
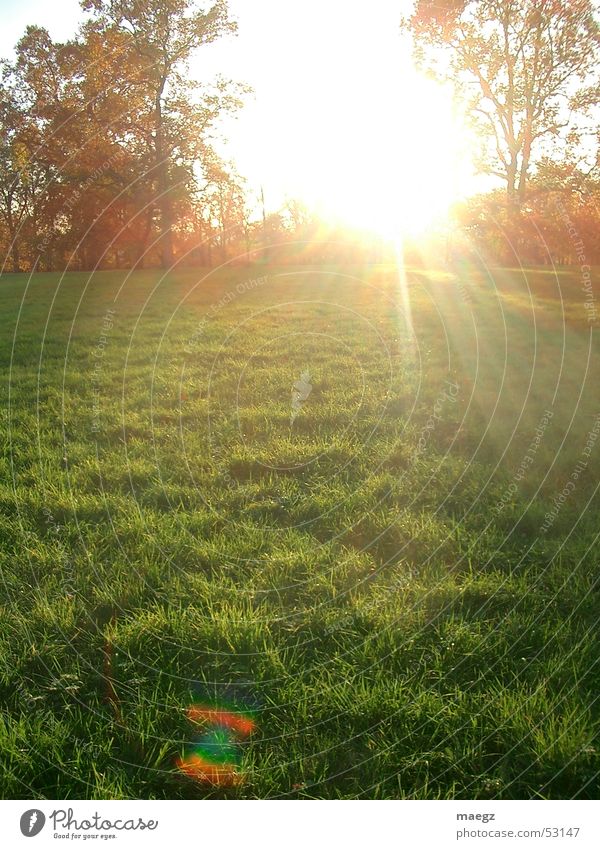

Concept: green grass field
[[0, 262, 599, 799]]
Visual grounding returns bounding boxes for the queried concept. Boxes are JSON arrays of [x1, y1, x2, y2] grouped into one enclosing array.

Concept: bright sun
[[199, 2, 477, 239], [299, 75, 472, 239]]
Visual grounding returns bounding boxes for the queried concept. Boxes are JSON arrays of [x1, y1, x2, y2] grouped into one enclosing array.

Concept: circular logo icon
[[20, 810, 46, 837]]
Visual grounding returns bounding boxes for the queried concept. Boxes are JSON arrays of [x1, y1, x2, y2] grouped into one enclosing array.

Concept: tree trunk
[[155, 86, 174, 270], [517, 127, 532, 206], [506, 152, 519, 214], [10, 241, 20, 273], [134, 209, 153, 269], [5, 206, 21, 272], [156, 152, 174, 269]]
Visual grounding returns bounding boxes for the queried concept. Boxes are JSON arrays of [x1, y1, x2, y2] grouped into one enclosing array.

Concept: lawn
[[0, 261, 598, 799]]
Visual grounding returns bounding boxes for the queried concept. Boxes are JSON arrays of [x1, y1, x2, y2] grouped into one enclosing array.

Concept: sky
[[0, 0, 481, 233]]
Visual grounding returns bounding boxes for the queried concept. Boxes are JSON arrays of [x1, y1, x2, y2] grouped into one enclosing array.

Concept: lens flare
[[177, 687, 258, 787], [186, 704, 256, 736], [176, 753, 244, 787]]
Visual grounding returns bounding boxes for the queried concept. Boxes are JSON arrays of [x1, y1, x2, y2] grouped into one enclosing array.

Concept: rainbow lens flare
[[177, 686, 258, 787], [176, 753, 244, 787], [186, 704, 256, 736]]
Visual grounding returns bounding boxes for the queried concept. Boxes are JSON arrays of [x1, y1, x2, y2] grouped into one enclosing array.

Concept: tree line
[[1, 0, 599, 273], [0, 0, 255, 272]]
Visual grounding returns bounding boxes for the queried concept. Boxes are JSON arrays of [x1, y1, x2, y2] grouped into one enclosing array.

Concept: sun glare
[[305, 74, 470, 240], [201, 2, 477, 241]]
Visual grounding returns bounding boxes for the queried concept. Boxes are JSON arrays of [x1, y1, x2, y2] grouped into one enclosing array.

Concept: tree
[[0, 80, 32, 272], [3, 25, 144, 271], [82, 0, 238, 268], [0, 7, 245, 272], [404, 0, 600, 211], [452, 159, 600, 265]]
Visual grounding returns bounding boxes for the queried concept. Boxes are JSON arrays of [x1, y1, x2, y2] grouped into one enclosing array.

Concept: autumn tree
[[0, 1, 245, 271], [0, 31, 72, 272], [82, 0, 239, 268], [2, 26, 136, 270], [404, 0, 600, 211], [0, 78, 33, 272]]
